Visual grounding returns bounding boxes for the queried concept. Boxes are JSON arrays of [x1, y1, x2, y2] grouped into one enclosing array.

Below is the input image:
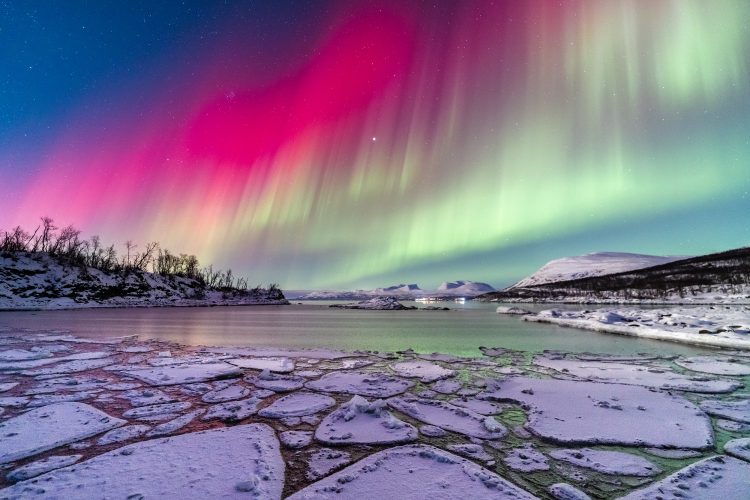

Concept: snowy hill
[[480, 247, 750, 304], [0, 252, 288, 310], [373, 284, 422, 294], [436, 280, 495, 295], [511, 252, 686, 289]]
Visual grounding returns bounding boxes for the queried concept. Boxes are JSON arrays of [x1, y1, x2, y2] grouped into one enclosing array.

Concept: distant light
[[372, 137, 377, 142]]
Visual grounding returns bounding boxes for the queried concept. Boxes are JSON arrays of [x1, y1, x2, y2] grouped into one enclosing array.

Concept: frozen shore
[[516, 306, 750, 351], [0, 328, 748, 498]]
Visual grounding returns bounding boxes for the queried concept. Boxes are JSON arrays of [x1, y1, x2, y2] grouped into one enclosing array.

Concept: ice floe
[[387, 396, 507, 439], [306, 448, 352, 480], [620, 455, 750, 499], [6, 455, 82, 483], [246, 370, 306, 392], [390, 360, 455, 382], [699, 398, 750, 423], [202, 396, 264, 421], [0, 424, 285, 499], [280, 430, 313, 449], [548, 448, 661, 477], [534, 356, 740, 393], [548, 483, 591, 500], [674, 355, 750, 376], [227, 357, 295, 373], [258, 392, 335, 418], [288, 445, 536, 499], [503, 444, 550, 472], [0, 402, 125, 464], [96, 424, 151, 445], [122, 401, 192, 419], [724, 438, 750, 462], [201, 383, 251, 403], [146, 408, 204, 437], [315, 395, 417, 445], [481, 377, 714, 449], [306, 370, 414, 397], [122, 362, 241, 386]]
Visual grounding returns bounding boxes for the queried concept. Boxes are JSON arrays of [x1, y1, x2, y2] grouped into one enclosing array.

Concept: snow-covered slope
[[437, 280, 495, 294], [511, 252, 686, 289], [373, 284, 422, 294], [0, 252, 288, 310]]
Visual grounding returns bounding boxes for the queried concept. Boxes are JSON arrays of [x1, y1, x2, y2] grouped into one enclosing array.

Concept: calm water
[[0, 302, 717, 357]]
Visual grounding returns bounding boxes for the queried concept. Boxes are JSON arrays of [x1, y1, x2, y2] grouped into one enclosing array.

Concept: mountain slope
[[437, 280, 495, 294], [511, 252, 686, 289], [480, 247, 750, 303]]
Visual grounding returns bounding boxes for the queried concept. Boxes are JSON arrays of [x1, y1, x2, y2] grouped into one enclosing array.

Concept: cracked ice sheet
[[534, 356, 740, 393], [548, 449, 661, 477], [0, 424, 285, 500], [387, 396, 506, 439], [121, 362, 241, 386], [0, 402, 125, 464], [315, 395, 418, 445], [724, 438, 750, 462], [288, 445, 536, 500], [620, 456, 750, 499], [481, 377, 714, 449], [305, 371, 414, 397]]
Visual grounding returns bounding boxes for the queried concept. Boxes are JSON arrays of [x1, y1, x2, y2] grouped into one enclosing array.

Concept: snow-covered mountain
[[511, 252, 687, 289], [373, 283, 422, 294], [437, 280, 495, 294], [298, 280, 493, 300]]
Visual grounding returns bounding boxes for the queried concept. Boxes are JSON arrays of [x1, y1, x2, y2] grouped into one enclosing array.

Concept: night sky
[[1, 1, 749, 289]]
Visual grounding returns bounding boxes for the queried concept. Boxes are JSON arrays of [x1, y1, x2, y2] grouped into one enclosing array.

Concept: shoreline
[[0, 329, 747, 498]]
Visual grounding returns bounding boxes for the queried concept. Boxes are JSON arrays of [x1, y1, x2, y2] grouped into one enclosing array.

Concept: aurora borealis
[[1, 1, 749, 289]]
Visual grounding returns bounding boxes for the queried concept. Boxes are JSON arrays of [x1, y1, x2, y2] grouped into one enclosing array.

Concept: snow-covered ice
[[227, 356, 295, 373], [548, 483, 591, 500], [288, 445, 536, 499], [548, 448, 661, 477], [280, 430, 314, 449], [6, 455, 82, 483], [390, 360, 455, 382], [122, 362, 241, 386], [201, 383, 251, 403], [96, 424, 151, 446], [534, 356, 740, 393], [620, 455, 750, 499], [481, 377, 714, 449], [306, 371, 414, 397], [387, 396, 507, 439], [503, 444, 550, 472], [145, 409, 204, 437], [122, 401, 191, 419], [257, 392, 335, 418], [0, 402, 125, 464], [724, 438, 750, 462], [675, 355, 750, 376], [699, 398, 750, 423], [202, 396, 264, 421], [0, 424, 285, 499], [306, 448, 351, 480], [315, 395, 418, 445], [246, 370, 306, 392]]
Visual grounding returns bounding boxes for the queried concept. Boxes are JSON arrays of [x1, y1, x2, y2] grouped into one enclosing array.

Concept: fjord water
[[0, 302, 714, 356]]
